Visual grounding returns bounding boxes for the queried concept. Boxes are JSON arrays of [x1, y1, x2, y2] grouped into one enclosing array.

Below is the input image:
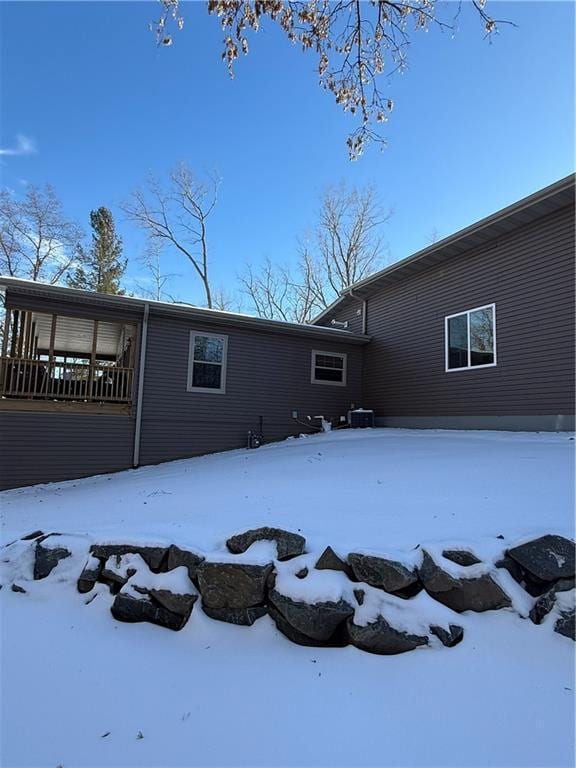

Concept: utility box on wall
[[349, 409, 375, 428]]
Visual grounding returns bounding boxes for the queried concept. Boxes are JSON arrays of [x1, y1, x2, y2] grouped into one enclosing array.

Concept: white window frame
[[187, 331, 228, 394], [445, 303, 497, 373], [311, 350, 347, 386]]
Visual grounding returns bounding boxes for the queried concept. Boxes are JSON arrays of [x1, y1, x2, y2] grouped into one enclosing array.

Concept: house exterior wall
[[0, 413, 136, 490], [138, 313, 363, 466], [0, 290, 363, 489], [0, 292, 142, 490], [318, 204, 575, 430]]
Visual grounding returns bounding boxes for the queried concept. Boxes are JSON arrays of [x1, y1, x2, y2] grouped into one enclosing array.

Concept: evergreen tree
[[68, 207, 126, 294]]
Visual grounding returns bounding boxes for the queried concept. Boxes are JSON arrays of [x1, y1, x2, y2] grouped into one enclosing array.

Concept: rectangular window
[[445, 304, 496, 372], [187, 332, 228, 393], [311, 350, 347, 386]]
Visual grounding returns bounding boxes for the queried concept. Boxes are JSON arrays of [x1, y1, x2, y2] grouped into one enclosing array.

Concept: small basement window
[[445, 304, 496, 371], [187, 332, 228, 393], [311, 350, 347, 386]]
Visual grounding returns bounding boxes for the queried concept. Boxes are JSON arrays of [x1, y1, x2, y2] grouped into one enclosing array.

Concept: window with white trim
[[311, 350, 347, 385], [445, 304, 496, 371], [187, 332, 228, 393]]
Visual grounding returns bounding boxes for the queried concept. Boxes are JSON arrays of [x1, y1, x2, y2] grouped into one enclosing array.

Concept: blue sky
[[0, 1, 574, 305]]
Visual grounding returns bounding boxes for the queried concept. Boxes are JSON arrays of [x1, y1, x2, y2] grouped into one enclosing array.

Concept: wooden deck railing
[[0, 357, 134, 404]]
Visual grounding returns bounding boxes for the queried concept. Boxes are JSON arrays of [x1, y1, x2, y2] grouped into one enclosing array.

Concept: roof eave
[[0, 276, 371, 345]]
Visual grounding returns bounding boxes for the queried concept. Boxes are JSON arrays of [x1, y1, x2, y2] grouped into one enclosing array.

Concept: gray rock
[[315, 547, 353, 577], [90, 544, 167, 572], [348, 552, 418, 593], [268, 605, 337, 647], [202, 603, 268, 626], [197, 562, 273, 609], [11, 583, 26, 594], [354, 589, 365, 606], [77, 556, 103, 594], [419, 551, 511, 613], [555, 577, 576, 593], [166, 545, 204, 581], [347, 616, 428, 655], [529, 588, 558, 625], [146, 588, 197, 617], [111, 591, 196, 631], [295, 568, 308, 579], [34, 539, 71, 580], [495, 555, 549, 597], [100, 554, 139, 588], [508, 535, 575, 582], [226, 527, 305, 561], [430, 624, 464, 647], [554, 609, 575, 641], [269, 589, 354, 644], [442, 550, 481, 567]]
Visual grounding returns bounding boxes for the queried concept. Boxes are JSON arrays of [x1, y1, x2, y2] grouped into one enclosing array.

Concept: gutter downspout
[[133, 303, 149, 468], [349, 289, 368, 335]]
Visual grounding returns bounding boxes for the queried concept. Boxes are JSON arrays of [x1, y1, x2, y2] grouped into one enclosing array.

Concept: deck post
[[0, 307, 10, 394], [133, 304, 149, 468], [89, 320, 99, 402], [46, 314, 57, 395]]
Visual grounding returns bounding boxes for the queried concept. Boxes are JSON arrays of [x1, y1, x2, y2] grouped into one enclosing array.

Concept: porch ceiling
[[32, 312, 125, 357]]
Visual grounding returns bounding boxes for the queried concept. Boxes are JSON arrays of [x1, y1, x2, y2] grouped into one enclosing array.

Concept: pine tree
[[68, 207, 126, 294]]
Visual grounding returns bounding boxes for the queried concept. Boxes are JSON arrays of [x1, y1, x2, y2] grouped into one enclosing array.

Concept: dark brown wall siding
[[139, 315, 362, 466], [0, 413, 135, 489], [321, 299, 365, 335], [361, 205, 575, 417]]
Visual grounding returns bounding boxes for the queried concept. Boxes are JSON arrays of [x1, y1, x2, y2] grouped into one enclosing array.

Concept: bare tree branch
[[122, 164, 220, 308], [152, 1, 513, 159], [0, 184, 83, 284]]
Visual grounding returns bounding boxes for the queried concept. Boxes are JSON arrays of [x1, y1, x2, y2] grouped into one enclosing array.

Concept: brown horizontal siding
[[362, 205, 575, 417], [319, 298, 365, 335], [0, 412, 135, 490], [139, 314, 362, 465]]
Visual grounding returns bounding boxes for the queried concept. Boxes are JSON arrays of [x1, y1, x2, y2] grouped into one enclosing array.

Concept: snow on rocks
[[430, 624, 465, 647], [90, 542, 168, 572], [418, 549, 512, 613], [165, 545, 204, 581], [314, 546, 353, 577], [347, 615, 428, 655], [226, 527, 306, 561], [507, 535, 575, 583], [348, 551, 420, 597], [111, 566, 198, 631], [1, 529, 574, 652], [34, 535, 72, 580], [101, 553, 150, 589]]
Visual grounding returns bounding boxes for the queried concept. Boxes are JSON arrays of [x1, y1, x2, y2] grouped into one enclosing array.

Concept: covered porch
[[0, 308, 137, 409]]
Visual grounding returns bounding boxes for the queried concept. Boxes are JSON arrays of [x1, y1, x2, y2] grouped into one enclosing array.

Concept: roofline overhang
[[313, 173, 575, 323], [0, 276, 371, 346]]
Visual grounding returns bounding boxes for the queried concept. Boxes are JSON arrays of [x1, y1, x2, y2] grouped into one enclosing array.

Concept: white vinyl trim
[[187, 331, 228, 394], [445, 303, 497, 373], [311, 350, 347, 386]]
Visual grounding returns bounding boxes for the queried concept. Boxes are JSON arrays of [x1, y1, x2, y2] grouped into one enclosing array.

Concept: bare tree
[[239, 259, 297, 322], [211, 285, 242, 313], [304, 182, 390, 304], [0, 185, 82, 284], [153, 1, 511, 159], [134, 241, 180, 302], [123, 164, 220, 308], [241, 183, 390, 324]]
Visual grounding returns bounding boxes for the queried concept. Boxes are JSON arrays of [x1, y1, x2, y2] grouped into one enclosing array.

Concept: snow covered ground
[[1, 429, 574, 767]]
